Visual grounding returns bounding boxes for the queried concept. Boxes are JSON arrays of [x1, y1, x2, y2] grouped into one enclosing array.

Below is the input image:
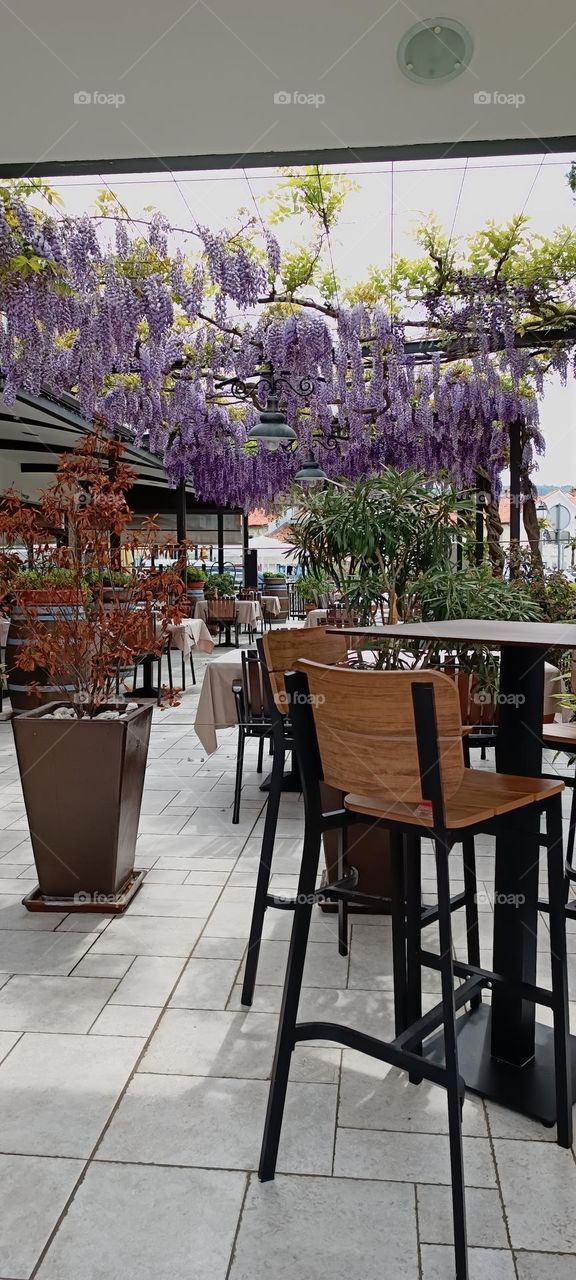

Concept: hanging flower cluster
[[0, 190, 561, 509]]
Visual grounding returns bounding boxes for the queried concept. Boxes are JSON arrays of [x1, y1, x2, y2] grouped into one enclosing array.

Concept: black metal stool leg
[[166, 646, 173, 692], [259, 825, 322, 1181], [337, 826, 349, 957], [435, 834, 468, 1280], [232, 727, 245, 825], [241, 725, 285, 1005], [257, 736, 264, 774], [390, 832, 408, 1036], [180, 653, 186, 691], [547, 793, 573, 1148], [190, 652, 196, 685], [564, 763, 576, 902], [405, 833, 423, 1082], [462, 836, 482, 1012]]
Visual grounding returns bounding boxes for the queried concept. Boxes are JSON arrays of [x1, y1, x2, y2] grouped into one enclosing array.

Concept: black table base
[[259, 764, 301, 793], [426, 1003, 576, 1126]]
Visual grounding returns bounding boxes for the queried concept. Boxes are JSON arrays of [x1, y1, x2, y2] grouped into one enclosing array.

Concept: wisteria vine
[[0, 188, 571, 509]]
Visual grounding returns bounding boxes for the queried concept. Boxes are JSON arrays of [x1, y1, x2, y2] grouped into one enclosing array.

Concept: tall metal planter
[[12, 702, 152, 912]]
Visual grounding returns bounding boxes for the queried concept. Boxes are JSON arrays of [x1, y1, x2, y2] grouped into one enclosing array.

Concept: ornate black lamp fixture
[[229, 367, 317, 452]]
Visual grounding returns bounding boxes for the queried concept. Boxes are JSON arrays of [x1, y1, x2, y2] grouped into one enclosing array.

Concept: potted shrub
[[6, 567, 84, 711], [262, 569, 288, 620], [207, 571, 236, 598], [0, 431, 186, 913], [298, 571, 333, 613], [86, 567, 134, 604], [186, 565, 207, 607]]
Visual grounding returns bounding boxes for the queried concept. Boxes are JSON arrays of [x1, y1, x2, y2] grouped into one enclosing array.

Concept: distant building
[[499, 488, 576, 570]]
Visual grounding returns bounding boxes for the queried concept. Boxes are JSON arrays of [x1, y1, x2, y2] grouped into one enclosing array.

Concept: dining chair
[[206, 597, 239, 646], [257, 663, 572, 1280], [231, 649, 274, 824]]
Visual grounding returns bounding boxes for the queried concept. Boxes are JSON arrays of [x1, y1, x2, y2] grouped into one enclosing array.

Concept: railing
[[288, 583, 305, 619]]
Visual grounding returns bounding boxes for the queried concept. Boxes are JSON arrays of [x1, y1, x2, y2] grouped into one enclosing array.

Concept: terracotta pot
[[12, 701, 152, 903]]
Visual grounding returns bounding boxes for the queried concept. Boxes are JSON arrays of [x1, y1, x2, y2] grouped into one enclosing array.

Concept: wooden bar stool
[[542, 722, 576, 915], [240, 627, 356, 1006], [258, 663, 572, 1280]]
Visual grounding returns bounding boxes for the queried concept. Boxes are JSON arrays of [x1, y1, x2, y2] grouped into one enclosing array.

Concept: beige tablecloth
[[0, 618, 9, 648], [193, 598, 263, 628], [304, 608, 328, 628], [168, 617, 214, 659], [193, 643, 564, 755], [194, 651, 242, 753], [261, 595, 281, 616]]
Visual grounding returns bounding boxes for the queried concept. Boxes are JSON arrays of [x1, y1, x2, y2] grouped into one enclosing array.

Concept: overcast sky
[[50, 151, 576, 486]]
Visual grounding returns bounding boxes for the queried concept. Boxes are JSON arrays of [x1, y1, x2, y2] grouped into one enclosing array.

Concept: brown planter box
[[12, 702, 152, 906]]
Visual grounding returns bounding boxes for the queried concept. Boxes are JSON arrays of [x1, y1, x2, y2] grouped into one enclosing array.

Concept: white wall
[[1, 2, 574, 170]]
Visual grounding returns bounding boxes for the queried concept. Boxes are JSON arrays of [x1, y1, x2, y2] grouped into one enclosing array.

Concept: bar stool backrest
[[261, 626, 350, 713], [298, 660, 465, 804], [241, 649, 272, 721]]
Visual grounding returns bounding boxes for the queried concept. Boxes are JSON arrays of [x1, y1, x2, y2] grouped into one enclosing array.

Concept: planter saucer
[[21, 868, 147, 914]]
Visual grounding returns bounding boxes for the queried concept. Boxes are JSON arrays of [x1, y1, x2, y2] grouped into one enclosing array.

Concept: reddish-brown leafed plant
[[0, 429, 187, 716]]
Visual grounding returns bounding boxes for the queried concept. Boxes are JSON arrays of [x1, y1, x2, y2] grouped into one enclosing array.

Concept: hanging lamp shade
[[246, 393, 297, 452], [294, 453, 329, 485]]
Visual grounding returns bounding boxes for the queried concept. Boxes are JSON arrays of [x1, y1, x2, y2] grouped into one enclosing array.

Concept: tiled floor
[[0, 644, 575, 1278]]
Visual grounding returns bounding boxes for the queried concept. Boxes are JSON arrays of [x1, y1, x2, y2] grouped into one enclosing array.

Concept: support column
[[217, 510, 224, 573], [175, 481, 187, 546], [509, 419, 522, 579]]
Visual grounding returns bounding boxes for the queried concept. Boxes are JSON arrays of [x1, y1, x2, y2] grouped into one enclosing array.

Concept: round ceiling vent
[[398, 17, 473, 84]]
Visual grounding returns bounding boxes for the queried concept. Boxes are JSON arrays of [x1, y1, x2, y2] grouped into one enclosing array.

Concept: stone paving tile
[[0, 1153, 83, 1279], [0, 1031, 144, 1156], [494, 1139, 576, 1252], [0, 974, 116, 1033], [0, 677, 571, 1279], [98, 1073, 337, 1174], [229, 1174, 418, 1280], [35, 1162, 246, 1280]]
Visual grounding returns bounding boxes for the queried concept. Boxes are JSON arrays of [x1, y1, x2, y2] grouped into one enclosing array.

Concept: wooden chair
[[231, 650, 274, 824], [257, 663, 572, 1280], [240, 626, 353, 1005], [205, 597, 239, 647]]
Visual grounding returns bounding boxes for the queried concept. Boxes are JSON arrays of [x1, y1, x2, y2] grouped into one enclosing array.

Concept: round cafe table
[[332, 618, 576, 1128]]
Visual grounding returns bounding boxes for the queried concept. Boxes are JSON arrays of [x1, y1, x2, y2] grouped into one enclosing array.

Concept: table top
[[329, 619, 576, 649]]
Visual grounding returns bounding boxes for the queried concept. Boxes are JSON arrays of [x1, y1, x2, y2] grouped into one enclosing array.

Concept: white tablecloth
[[193, 599, 263, 628], [194, 651, 242, 753], [0, 618, 9, 648], [168, 617, 214, 658]]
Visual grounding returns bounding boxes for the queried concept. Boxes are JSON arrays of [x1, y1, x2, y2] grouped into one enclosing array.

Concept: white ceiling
[[1, 0, 575, 173]]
